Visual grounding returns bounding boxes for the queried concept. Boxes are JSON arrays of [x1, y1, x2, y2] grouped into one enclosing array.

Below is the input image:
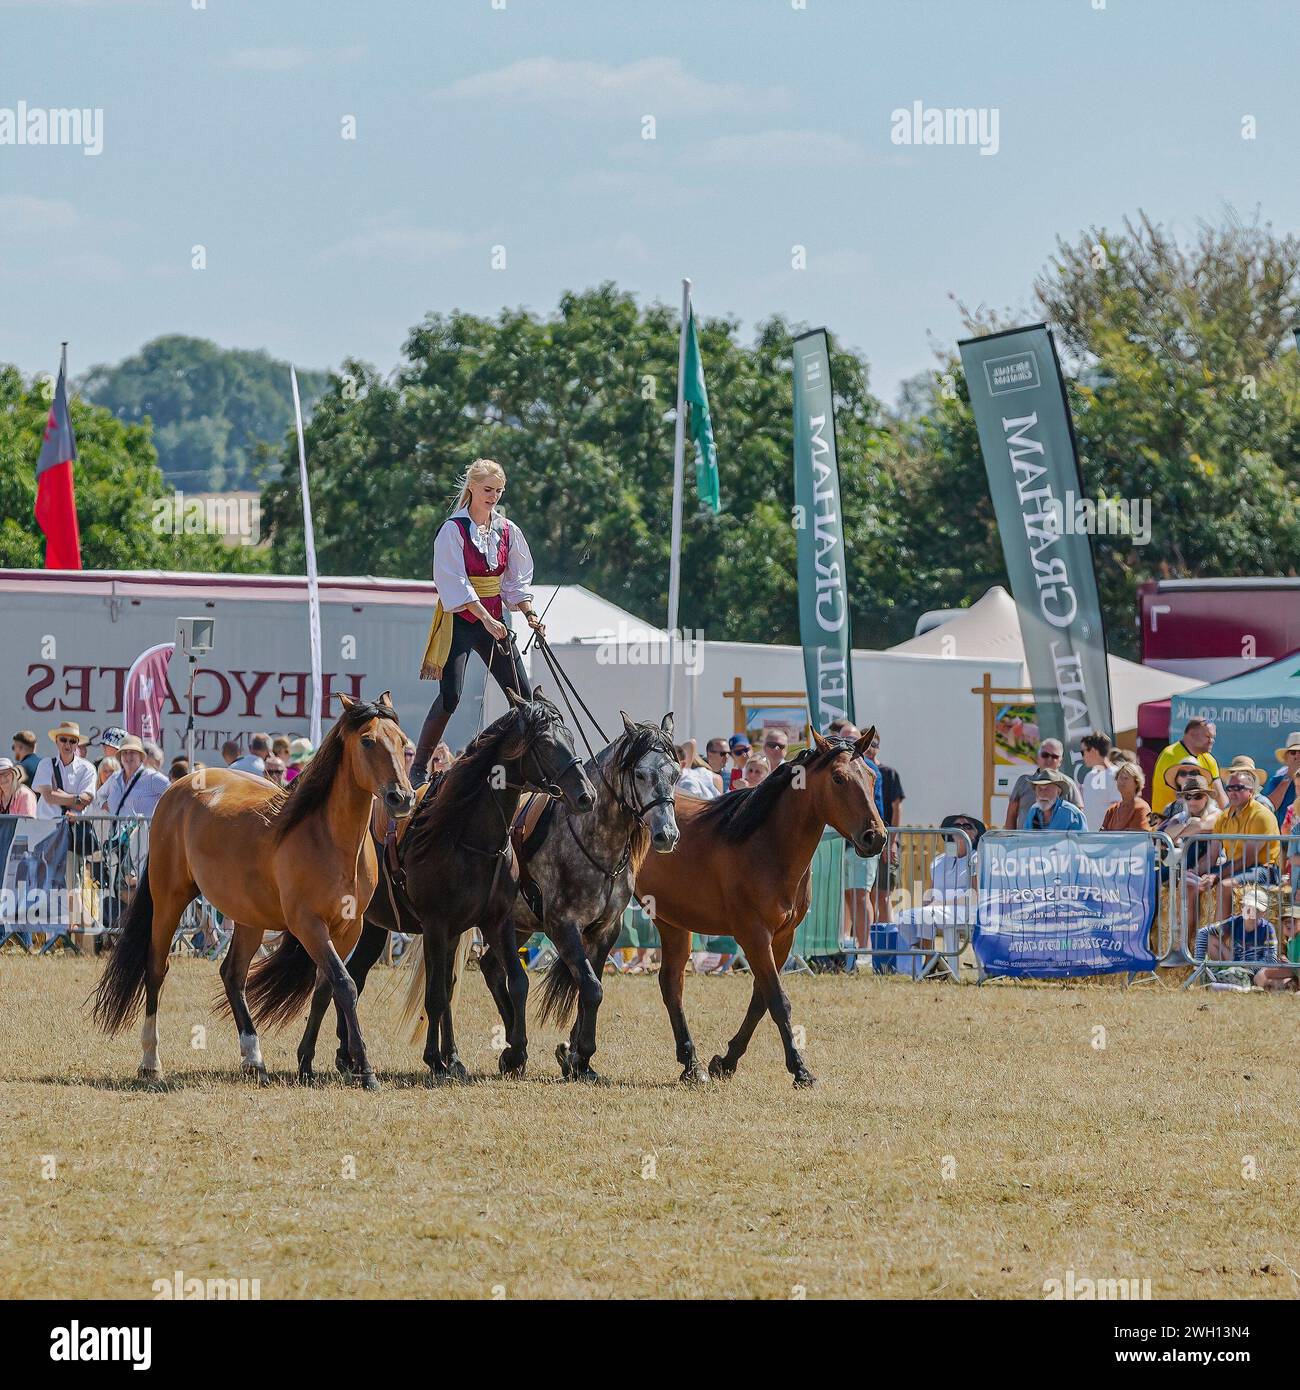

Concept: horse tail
[[396, 932, 473, 1043], [91, 859, 154, 1034], [244, 933, 319, 1030], [536, 952, 579, 1027], [397, 935, 426, 1042], [451, 931, 472, 1012]]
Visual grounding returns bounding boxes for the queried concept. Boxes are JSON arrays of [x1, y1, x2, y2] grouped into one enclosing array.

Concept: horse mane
[[691, 737, 857, 844], [601, 718, 676, 875], [403, 694, 565, 857], [269, 699, 400, 842]]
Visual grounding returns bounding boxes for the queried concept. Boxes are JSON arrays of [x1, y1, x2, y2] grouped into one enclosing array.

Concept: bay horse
[[91, 693, 414, 1089], [635, 727, 886, 1088], [398, 710, 681, 1081], [286, 687, 596, 1082]]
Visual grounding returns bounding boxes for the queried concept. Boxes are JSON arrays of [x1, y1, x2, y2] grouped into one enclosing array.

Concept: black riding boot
[[410, 706, 451, 788]]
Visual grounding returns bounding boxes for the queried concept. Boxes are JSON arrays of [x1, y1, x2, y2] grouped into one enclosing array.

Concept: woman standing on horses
[[411, 458, 545, 785]]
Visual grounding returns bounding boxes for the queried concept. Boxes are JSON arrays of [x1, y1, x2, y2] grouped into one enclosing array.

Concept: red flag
[[35, 344, 82, 570]]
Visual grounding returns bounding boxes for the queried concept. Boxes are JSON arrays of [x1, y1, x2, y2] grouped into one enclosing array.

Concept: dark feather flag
[[35, 345, 82, 570]]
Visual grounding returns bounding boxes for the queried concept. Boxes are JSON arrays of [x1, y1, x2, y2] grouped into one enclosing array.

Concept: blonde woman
[[412, 459, 544, 784], [1100, 762, 1151, 831]]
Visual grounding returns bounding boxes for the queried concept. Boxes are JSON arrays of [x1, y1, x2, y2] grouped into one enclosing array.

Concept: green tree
[[263, 285, 904, 646], [888, 212, 1300, 657], [0, 364, 267, 572], [81, 335, 329, 491]]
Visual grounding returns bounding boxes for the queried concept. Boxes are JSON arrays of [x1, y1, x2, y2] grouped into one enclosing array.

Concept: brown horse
[[635, 727, 885, 1088], [91, 693, 414, 1089]]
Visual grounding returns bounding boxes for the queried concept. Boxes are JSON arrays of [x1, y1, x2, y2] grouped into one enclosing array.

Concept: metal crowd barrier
[[838, 825, 976, 980], [0, 811, 220, 956], [1169, 830, 1297, 987]]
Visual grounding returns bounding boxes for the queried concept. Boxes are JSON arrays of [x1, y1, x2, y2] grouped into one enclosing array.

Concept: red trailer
[[1136, 577, 1300, 776]]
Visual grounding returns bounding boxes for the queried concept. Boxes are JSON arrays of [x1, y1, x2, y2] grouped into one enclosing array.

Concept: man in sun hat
[[1005, 737, 1083, 828], [1266, 732, 1300, 820], [31, 721, 95, 822], [1200, 765, 1281, 920], [1223, 755, 1273, 809], [1025, 767, 1088, 831]]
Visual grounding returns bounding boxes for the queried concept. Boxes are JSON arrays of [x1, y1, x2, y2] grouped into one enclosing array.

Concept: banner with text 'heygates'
[[959, 325, 1113, 775], [973, 831, 1156, 977]]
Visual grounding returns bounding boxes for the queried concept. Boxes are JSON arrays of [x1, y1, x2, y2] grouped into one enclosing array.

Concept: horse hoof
[[707, 1055, 734, 1080], [568, 1066, 603, 1085], [297, 1068, 317, 1087], [555, 1043, 572, 1079], [498, 1050, 527, 1078], [793, 1071, 818, 1089], [356, 1071, 380, 1091], [447, 1060, 470, 1084], [334, 1053, 352, 1076], [681, 1063, 709, 1086], [241, 1064, 270, 1086], [136, 1066, 163, 1084]]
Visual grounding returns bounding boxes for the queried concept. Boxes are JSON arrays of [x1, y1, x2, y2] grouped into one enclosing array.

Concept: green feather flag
[[683, 308, 720, 512]]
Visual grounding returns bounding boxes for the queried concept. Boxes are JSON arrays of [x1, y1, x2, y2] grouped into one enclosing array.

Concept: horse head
[[338, 691, 416, 818], [807, 725, 887, 858], [619, 709, 681, 852], [503, 686, 596, 814]]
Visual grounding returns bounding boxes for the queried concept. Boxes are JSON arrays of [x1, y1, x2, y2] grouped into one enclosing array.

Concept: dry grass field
[[1, 954, 1297, 1300]]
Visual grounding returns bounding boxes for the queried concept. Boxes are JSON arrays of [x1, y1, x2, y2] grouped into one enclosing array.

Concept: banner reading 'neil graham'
[[959, 324, 1113, 769], [793, 329, 856, 734]]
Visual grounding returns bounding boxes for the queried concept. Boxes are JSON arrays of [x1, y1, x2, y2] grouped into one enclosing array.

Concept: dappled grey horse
[[485, 711, 681, 1081]]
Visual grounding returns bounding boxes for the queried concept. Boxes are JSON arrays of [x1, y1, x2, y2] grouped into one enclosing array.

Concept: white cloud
[[227, 44, 365, 72], [0, 194, 78, 231], [431, 57, 788, 117], [683, 129, 868, 170], [312, 216, 471, 267]]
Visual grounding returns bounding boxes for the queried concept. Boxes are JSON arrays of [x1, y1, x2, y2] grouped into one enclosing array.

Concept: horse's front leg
[[437, 934, 469, 1082], [421, 930, 456, 1082], [483, 918, 529, 1077], [332, 918, 387, 1074], [656, 920, 708, 1085], [549, 918, 604, 1081], [293, 916, 378, 1090], [221, 922, 268, 1083]]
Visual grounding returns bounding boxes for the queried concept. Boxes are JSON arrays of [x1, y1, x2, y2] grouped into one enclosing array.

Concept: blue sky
[[2, 0, 1298, 406]]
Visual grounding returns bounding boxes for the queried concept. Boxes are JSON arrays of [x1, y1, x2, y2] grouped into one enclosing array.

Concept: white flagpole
[[291, 367, 323, 749], [665, 277, 691, 716]]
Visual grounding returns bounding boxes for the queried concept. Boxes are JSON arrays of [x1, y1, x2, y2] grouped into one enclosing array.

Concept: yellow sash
[[420, 574, 503, 679]]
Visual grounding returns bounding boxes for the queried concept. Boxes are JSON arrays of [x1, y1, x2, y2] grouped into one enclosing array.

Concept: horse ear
[[854, 725, 878, 756], [505, 687, 526, 708], [530, 684, 544, 702], [338, 694, 356, 711], [661, 711, 674, 738], [378, 690, 394, 709], [809, 727, 830, 751], [621, 710, 637, 735]]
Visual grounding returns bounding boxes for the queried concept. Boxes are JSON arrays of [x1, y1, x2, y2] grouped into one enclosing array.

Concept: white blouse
[[432, 507, 535, 612]]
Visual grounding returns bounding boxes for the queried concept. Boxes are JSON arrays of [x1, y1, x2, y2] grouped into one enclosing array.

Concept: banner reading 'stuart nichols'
[[792, 329, 856, 733], [958, 324, 1113, 771]]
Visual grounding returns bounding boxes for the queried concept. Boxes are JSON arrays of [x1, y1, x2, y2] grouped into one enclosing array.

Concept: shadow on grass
[[17, 1065, 710, 1093]]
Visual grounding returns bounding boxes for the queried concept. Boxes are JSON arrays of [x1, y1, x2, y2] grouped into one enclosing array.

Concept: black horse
[[287, 687, 595, 1081]]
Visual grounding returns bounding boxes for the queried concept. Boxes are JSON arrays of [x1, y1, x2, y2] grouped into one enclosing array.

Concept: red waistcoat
[[454, 515, 511, 623]]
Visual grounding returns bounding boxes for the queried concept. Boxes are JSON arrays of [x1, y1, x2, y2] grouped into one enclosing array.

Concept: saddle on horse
[[510, 790, 557, 924]]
